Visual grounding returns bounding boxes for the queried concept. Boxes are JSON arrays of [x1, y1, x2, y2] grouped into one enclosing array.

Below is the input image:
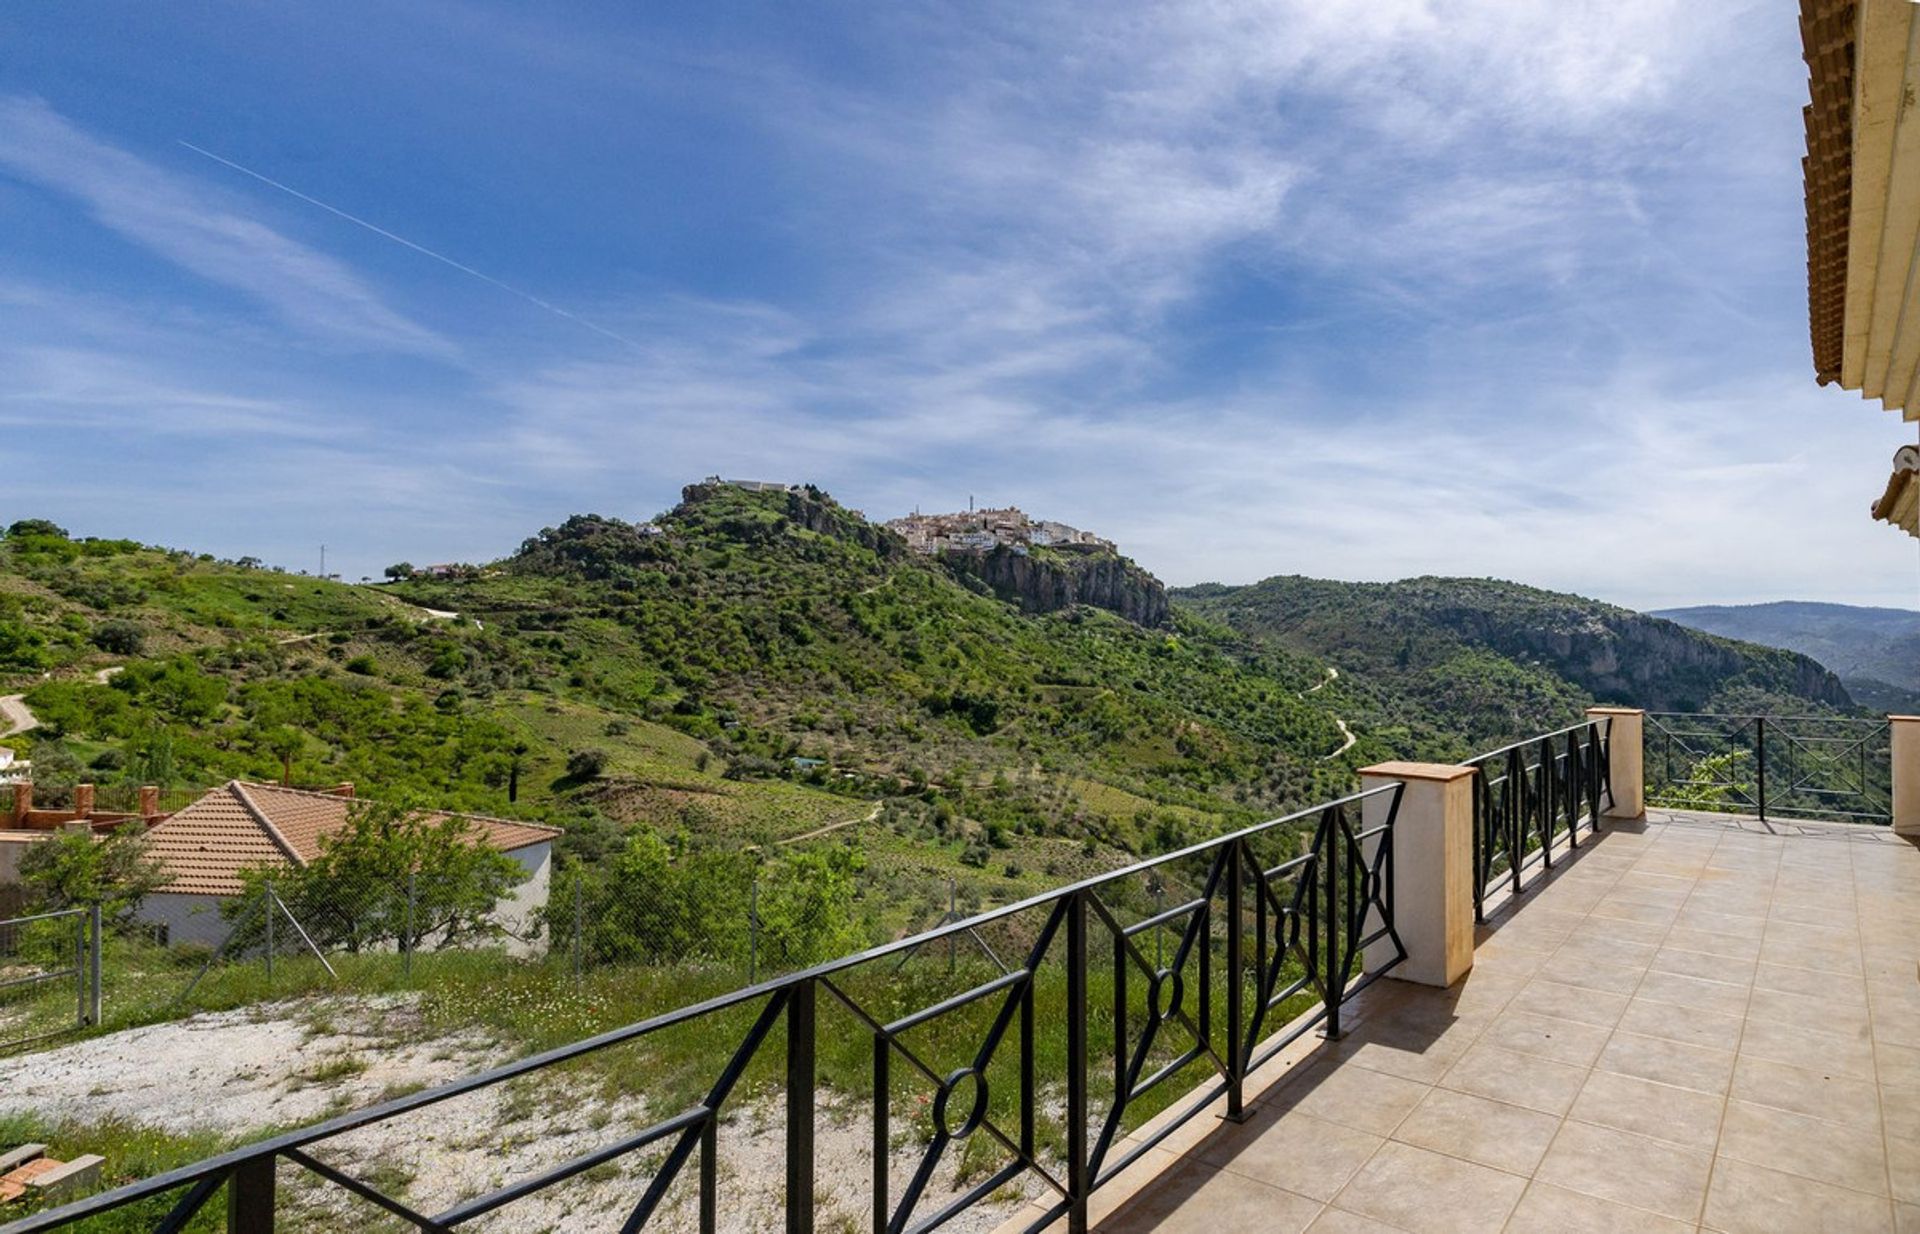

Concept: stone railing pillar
[[10, 779, 29, 827], [73, 783, 94, 818], [138, 785, 160, 818], [1893, 716, 1920, 837], [1360, 762, 1476, 988], [1586, 706, 1644, 819]]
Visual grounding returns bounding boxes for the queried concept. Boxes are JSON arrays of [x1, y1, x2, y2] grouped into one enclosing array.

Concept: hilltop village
[[883, 505, 1115, 556]]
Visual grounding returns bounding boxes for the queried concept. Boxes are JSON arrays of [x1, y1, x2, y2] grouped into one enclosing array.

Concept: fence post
[[785, 979, 816, 1234], [404, 871, 415, 982], [1359, 764, 1475, 987], [946, 877, 956, 975], [572, 871, 584, 985], [228, 1154, 276, 1232], [1585, 707, 1644, 819], [1064, 889, 1089, 1233], [1893, 715, 1920, 836], [749, 877, 760, 984], [264, 880, 274, 984], [88, 902, 102, 1026], [1224, 839, 1246, 1122], [1755, 716, 1768, 822]]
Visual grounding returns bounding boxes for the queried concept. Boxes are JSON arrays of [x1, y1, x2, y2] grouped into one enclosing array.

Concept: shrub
[[91, 619, 146, 655]]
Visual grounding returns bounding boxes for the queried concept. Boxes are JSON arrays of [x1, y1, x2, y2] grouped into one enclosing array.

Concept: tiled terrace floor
[[1085, 810, 1920, 1233]]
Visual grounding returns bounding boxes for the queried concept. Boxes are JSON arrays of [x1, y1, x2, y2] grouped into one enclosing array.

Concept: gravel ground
[[0, 995, 1027, 1232]]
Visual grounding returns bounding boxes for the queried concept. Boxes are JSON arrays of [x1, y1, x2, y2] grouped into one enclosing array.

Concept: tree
[[5, 518, 68, 540], [263, 726, 305, 785], [238, 797, 526, 953], [384, 562, 416, 581], [18, 826, 170, 922], [91, 619, 146, 656], [566, 748, 609, 781]]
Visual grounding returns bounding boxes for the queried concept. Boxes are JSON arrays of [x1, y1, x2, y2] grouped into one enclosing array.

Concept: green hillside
[[1174, 575, 1857, 759], [1653, 601, 1920, 713], [0, 500, 1869, 918], [0, 496, 1358, 910]]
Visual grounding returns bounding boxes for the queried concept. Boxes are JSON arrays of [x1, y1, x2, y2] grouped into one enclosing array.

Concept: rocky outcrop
[[1419, 602, 1853, 711], [939, 545, 1170, 627]]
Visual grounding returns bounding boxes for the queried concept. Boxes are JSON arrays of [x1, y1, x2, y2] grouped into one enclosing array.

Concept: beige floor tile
[[1892, 1137, 1920, 1207], [1665, 927, 1763, 962], [1767, 901, 1856, 931], [1477, 1010, 1611, 1068], [1881, 1044, 1920, 1091], [1532, 957, 1646, 996], [1504, 1181, 1696, 1233], [1195, 1109, 1382, 1203], [1652, 945, 1756, 985], [1389, 1086, 1560, 1175], [1438, 1042, 1587, 1115], [1568, 1068, 1725, 1150], [1736, 1016, 1876, 1081], [1752, 961, 1867, 1007], [1898, 1201, 1920, 1234], [1330, 1141, 1525, 1234], [1597, 1030, 1736, 1095], [1729, 1056, 1881, 1130], [1592, 896, 1682, 926], [1269, 1058, 1429, 1137], [1702, 1156, 1893, 1234], [1505, 979, 1630, 1029], [1634, 969, 1753, 1016], [1716, 1098, 1888, 1195], [1675, 908, 1769, 939], [1744, 985, 1857, 1034], [1100, 1161, 1323, 1233], [1534, 1120, 1712, 1222], [1617, 995, 1743, 1051], [1884, 1084, 1920, 1142], [1758, 939, 1864, 977], [1554, 935, 1658, 971], [1303, 1209, 1404, 1234]]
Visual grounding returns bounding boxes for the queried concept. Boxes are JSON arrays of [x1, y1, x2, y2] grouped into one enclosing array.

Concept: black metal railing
[[1644, 713, 1891, 824], [1, 784, 1405, 1234], [1468, 719, 1612, 922]]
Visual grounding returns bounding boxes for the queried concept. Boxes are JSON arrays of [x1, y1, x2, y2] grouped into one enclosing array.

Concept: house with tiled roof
[[135, 781, 560, 951]]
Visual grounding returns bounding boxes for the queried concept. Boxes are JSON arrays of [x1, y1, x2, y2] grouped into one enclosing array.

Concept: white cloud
[[0, 97, 450, 356]]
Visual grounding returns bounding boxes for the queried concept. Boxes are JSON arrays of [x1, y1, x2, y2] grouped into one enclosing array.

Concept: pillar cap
[[1889, 714, 1920, 722], [1584, 706, 1644, 716], [1360, 761, 1476, 783]]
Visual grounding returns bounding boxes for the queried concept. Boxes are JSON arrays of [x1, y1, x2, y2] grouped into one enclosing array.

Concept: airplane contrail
[[178, 140, 642, 350]]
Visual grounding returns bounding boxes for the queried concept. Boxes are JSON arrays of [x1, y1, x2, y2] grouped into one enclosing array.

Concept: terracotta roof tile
[[140, 782, 560, 898], [1802, 0, 1856, 383]]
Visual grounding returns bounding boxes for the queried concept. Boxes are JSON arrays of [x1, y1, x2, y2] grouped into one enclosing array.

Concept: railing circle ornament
[[932, 1066, 989, 1140], [1147, 968, 1183, 1022]]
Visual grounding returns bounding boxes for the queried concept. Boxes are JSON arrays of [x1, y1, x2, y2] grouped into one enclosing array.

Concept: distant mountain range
[[1651, 601, 1920, 713]]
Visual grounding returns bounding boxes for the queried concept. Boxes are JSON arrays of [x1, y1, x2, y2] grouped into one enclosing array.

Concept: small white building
[[134, 781, 558, 955]]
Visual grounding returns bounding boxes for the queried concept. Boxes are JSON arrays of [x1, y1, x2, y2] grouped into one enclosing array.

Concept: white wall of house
[[135, 891, 233, 949], [496, 842, 552, 957]]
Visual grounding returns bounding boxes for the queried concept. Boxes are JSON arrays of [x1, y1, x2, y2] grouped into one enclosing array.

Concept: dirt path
[[1305, 665, 1339, 694], [0, 693, 38, 739], [91, 665, 123, 685], [781, 800, 884, 845], [1323, 717, 1357, 760]]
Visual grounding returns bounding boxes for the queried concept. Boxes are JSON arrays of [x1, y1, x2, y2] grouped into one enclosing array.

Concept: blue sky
[[3, 1, 1916, 608]]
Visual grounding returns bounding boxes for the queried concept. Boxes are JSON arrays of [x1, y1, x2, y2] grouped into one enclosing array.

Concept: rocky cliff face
[[1418, 599, 1854, 711], [940, 546, 1170, 627]]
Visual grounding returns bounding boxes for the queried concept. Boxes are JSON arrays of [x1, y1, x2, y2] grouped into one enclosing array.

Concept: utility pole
[[319, 544, 326, 579]]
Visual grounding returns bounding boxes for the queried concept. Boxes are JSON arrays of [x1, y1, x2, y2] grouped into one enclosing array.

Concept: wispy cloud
[[0, 97, 451, 356]]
